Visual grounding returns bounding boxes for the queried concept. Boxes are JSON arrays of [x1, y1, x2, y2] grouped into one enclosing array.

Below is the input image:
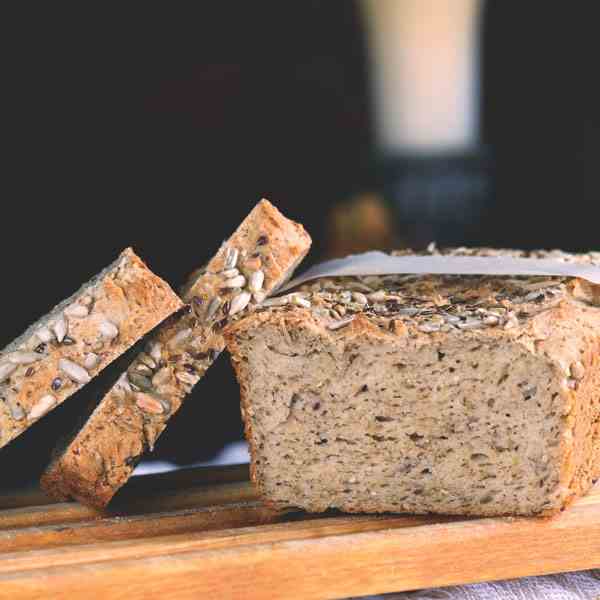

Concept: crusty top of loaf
[[226, 247, 600, 375]]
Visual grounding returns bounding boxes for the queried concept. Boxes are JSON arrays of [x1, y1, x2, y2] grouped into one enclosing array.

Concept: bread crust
[[225, 256, 600, 517], [40, 200, 311, 508], [0, 248, 182, 449]]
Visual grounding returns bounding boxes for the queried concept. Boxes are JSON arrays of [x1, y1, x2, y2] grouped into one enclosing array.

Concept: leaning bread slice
[[0, 248, 183, 449], [41, 199, 311, 507]]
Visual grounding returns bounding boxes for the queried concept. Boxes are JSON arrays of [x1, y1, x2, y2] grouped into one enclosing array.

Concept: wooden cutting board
[[0, 464, 598, 599]]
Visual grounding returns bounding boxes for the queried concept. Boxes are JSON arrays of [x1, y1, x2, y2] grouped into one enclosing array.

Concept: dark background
[[1, 2, 588, 484]]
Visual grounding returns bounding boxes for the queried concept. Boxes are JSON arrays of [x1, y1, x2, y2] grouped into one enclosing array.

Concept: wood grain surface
[[0, 464, 598, 599]]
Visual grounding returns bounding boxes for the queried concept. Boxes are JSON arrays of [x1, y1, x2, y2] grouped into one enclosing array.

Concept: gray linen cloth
[[359, 570, 600, 599]]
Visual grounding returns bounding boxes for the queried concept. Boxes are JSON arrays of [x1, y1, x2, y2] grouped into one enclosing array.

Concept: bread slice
[[41, 200, 311, 508], [225, 248, 600, 517], [0, 248, 183, 449]]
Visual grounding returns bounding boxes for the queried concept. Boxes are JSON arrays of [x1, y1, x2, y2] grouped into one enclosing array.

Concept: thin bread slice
[[0, 248, 183, 449], [41, 199, 311, 508]]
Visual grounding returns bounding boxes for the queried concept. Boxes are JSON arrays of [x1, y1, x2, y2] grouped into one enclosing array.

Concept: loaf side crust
[[0, 248, 182, 449], [40, 200, 311, 508], [226, 250, 600, 517]]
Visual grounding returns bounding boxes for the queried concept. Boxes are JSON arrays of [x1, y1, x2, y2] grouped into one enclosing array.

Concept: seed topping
[[28, 395, 57, 421], [58, 359, 91, 384]]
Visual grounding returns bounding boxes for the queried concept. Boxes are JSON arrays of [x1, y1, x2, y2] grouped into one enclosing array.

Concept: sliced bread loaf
[[225, 248, 600, 517], [41, 200, 311, 507], [0, 248, 183, 449]]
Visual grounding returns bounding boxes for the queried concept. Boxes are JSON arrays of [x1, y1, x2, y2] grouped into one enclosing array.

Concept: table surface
[[0, 464, 599, 599]]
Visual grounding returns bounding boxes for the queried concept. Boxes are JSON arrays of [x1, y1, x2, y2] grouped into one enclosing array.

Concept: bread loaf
[[41, 200, 311, 508], [225, 248, 600, 517], [0, 248, 183, 449]]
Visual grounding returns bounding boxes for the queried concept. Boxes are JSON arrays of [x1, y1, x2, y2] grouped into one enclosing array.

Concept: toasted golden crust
[[0, 248, 182, 450], [41, 200, 311, 508], [225, 255, 600, 517]]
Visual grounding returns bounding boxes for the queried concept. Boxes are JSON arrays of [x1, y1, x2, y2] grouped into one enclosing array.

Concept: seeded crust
[[225, 247, 600, 517], [41, 200, 311, 508], [0, 248, 183, 449]]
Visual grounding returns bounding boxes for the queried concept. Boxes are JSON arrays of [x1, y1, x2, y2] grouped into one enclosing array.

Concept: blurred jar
[[362, 0, 490, 248]]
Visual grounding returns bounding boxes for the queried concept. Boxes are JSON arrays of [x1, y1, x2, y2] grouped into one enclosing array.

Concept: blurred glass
[[360, 0, 490, 247]]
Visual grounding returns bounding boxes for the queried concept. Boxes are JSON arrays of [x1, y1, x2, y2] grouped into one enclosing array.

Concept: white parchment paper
[[281, 252, 600, 292]]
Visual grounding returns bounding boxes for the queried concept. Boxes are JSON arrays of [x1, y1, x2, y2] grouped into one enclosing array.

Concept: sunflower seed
[[58, 359, 91, 384], [523, 291, 545, 303], [397, 307, 420, 317], [99, 320, 119, 340], [135, 392, 164, 415], [28, 395, 56, 421], [352, 292, 368, 305], [348, 282, 373, 293], [418, 322, 441, 333], [51, 377, 62, 391], [8, 351, 43, 365], [136, 363, 154, 376], [175, 371, 197, 385], [483, 315, 500, 326], [52, 316, 68, 343], [224, 247, 239, 269], [0, 362, 17, 382], [292, 295, 312, 309], [221, 275, 246, 289], [168, 328, 192, 349], [206, 297, 222, 321], [9, 402, 25, 420], [261, 296, 290, 307], [222, 268, 240, 279], [81, 353, 99, 370], [368, 290, 387, 302], [570, 361, 585, 380], [248, 270, 265, 293], [443, 314, 461, 323], [137, 352, 157, 370], [115, 373, 132, 393], [152, 366, 172, 387], [146, 341, 163, 364], [328, 317, 355, 330], [157, 395, 172, 413], [64, 304, 89, 318], [229, 291, 252, 315], [36, 327, 54, 343], [128, 372, 153, 391]]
